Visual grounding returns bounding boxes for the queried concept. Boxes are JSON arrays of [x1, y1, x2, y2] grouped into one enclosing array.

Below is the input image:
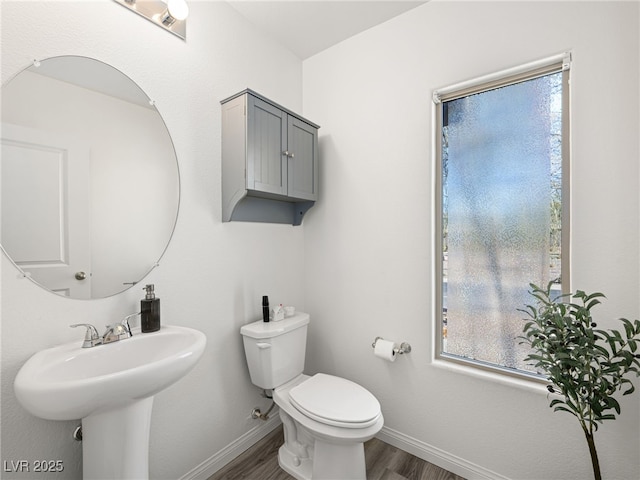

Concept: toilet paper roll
[[374, 339, 396, 362]]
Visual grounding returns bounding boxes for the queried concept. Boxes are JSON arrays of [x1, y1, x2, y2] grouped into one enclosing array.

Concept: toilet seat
[[288, 373, 381, 429]]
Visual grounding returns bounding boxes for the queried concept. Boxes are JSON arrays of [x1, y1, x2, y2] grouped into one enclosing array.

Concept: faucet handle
[[121, 312, 139, 336], [70, 323, 100, 348]]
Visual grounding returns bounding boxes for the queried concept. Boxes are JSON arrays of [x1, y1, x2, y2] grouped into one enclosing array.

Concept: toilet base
[[279, 439, 366, 480], [278, 442, 313, 480], [278, 409, 368, 480]]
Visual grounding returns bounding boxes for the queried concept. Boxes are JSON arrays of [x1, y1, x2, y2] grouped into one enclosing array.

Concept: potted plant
[[519, 282, 640, 480]]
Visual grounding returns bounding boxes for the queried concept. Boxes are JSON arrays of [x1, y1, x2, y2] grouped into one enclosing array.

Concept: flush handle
[[256, 342, 271, 350]]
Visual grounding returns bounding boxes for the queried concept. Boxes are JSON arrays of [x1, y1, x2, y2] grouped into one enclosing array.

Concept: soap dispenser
[[141, 284, 161, 333]]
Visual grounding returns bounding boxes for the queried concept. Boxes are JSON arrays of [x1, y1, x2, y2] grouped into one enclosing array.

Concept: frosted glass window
[[436, 63, 569, 376]]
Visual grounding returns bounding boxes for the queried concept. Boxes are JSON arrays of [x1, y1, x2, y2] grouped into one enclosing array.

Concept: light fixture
[[113, 0, 188, 40], [161, 0, 189, 27]]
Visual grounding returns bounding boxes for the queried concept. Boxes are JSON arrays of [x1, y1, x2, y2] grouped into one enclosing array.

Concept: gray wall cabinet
[[221, 89, 319, 225]]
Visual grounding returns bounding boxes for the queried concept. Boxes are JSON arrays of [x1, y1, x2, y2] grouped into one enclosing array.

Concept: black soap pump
[[141, 284, 161, 332]]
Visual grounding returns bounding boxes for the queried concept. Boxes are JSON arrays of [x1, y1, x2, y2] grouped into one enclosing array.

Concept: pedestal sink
[[14, 325, 206, 479]]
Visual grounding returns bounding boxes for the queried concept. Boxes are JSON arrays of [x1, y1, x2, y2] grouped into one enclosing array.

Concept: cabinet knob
[[283, 150, 295, 158]]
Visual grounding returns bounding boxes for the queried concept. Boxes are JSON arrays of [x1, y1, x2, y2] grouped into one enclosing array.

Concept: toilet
[[240, 312, 383, 480]]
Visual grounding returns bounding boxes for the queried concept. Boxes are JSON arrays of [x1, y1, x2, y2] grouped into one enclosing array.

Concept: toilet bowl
[[274, 374, 383, 480], [240, 313, 384, 480]]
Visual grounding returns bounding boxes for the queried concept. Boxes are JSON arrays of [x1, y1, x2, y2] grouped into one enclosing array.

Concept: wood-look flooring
[[208, 425, 465, 480]]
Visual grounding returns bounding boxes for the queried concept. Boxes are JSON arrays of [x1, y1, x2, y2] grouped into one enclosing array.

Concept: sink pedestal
[[82, 397, 154, 479]]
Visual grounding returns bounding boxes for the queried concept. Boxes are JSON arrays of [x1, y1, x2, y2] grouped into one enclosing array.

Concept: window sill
[[432, 356, 551, 396]]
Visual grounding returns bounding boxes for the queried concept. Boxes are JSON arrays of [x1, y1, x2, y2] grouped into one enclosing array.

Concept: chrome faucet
[[70, 313, 139, 348], [69, 323, 102, 348]]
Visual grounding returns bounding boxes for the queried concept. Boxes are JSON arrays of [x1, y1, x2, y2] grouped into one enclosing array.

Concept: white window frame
[[432, 52, 572, 380]]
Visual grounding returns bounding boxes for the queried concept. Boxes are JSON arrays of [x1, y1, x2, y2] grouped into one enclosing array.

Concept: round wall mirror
[[1, 56, 180, 299]]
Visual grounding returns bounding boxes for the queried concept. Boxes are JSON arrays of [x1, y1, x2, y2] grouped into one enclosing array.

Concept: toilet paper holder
[[371, 337, 412, 354]]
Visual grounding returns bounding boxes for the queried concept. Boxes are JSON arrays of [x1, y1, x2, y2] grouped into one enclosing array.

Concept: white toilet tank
[[240, 312, 310, 390]]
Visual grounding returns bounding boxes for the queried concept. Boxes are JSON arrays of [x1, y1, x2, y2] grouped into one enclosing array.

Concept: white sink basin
[[14, 325, 206, 420], [14, 325, 206, 479]]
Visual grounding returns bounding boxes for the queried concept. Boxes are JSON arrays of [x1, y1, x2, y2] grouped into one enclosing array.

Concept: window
[[434, 55, 570, 377]]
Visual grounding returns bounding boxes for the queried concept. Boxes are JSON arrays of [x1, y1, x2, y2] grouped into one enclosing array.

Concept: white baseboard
[[180, 414, 282, 480], [376, 426, 511, 480], [180, 415, 509, 480]]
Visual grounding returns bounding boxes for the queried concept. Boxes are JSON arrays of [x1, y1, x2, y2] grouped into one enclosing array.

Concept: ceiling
[[225, 1, 428, 59]]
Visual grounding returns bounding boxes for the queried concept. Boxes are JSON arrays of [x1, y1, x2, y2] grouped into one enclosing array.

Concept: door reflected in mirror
[[1, 56, 179, 299]]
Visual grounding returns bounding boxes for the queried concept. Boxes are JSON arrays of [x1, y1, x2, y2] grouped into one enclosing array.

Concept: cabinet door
[[287, 116, 318, 201], [247, 95, 287, 196]]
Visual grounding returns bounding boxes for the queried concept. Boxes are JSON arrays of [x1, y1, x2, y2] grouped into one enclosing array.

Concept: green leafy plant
[[519, 282, 640, 480]]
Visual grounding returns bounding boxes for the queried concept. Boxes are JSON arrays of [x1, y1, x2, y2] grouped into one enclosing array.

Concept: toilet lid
[[288, 373, 381, 428]]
